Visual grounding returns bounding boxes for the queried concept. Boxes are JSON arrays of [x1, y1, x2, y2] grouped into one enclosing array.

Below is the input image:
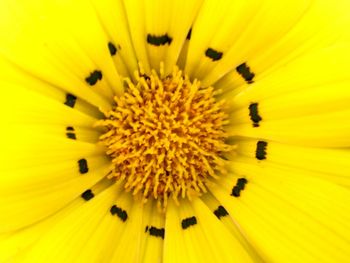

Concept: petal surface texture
[[0, 0, 350, 262]]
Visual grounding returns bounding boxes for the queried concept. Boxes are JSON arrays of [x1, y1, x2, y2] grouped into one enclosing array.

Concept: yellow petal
[[235, 138, 350, 186], [211, 170, 350, 262], [139, 200, 165, 262], [16, 182, 122, 262], [0, 156, 109, 232], [164, 199, 254, 262], [228, 109, 350, 147], [90, 0, 139, 78], [185, 0, 312, 85]]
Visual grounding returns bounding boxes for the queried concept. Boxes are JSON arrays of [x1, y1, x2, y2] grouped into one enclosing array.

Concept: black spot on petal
[[110, 205, 128, 222], [145, 226, 165, 239], [231, 186, 241, 197], [214, 205, 229, 219], [78, 158, 89, 174], [256, 141, 267, 160], [231, 177, 248, 197], [85, 70, 102, 86], [108, 42, 117, 56], [81, 189, 94, 201], [186, 28, 192, 40], [249, 103, 262, 127], [236, 63, 255, 84], [181, 216, 197, 229], [66, 133, 76, 140], [236, 178, 248, 190], [64, 93, 77, 108], [66, 126, 76, 140], [205, 48, 223, 61], [147, 34, 172, 46]]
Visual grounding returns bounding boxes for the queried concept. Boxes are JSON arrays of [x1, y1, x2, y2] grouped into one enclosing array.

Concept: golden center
[[96, 66, 234, 209]]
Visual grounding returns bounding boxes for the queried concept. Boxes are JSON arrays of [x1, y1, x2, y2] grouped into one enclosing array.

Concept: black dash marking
[[205, 48, 223, 61], [147, 34, 173, 46], [85, 70, 102, 86], [145, 226, 165, 239], [81, 189, 94, 201], [64, 93, 77, 108], [186, 28, 192, 40], [231, 177, 248, 197], [256, 141, 268, 160], [66, 133, 76, 139], [78, 158, 89, 174], [214, 205, 229, 219], [249, 103, 262, 127], [110, 205, 128, 222], [236, 178, 248, 190], [236, 63, 255, 84], [181, 216, 197, 229], [108, 42, 117, 56], [231, 186, 241, 197], [66, 126, 76, 140]]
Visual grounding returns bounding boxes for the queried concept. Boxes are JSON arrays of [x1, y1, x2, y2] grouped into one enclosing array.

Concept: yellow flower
[[1, 0, 350, 262]]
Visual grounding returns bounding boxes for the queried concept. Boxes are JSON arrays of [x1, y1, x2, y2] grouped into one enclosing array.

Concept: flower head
[[1, 0, 350, 262]]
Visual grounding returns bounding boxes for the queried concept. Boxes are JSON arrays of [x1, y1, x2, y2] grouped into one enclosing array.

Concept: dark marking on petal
[[108, 42, 117, 56], [214, 205, 229, 219], [231, 177, 248, 197], [64, 93, 77, 108], [66, 126, 76, 140], [81, 189, 94, 201], [231, 186, 241, 197], [147, 34, 172, 46], [186, 28, 192, 40], [110, 205, 128, 222], [66, 133, 76, 140], [78, 158, 89, 174], [249, 103, 262, 127], [205, 48, 223, 61], [236, 178, 248, 190], [181, 216, 197, 229], [236, 63, 255, 84], [256, 141, 267, 160], [85, 70, 102, 86], [145, 226, 165, 239]]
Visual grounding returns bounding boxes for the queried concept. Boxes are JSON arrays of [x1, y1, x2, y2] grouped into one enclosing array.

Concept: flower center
[[96, 65, 234, 210]]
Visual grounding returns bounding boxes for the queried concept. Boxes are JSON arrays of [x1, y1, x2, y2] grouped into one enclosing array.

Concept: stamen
[[96, 65, 234, 210]]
